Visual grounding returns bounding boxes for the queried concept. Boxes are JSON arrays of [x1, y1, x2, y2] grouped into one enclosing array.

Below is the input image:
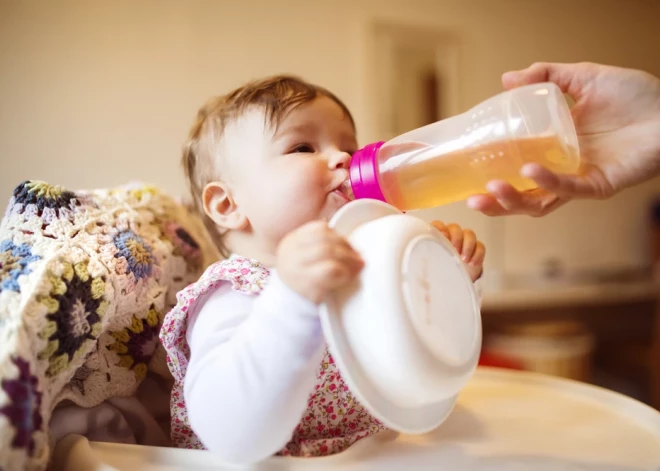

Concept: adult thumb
[[502, 62, 589, 100]]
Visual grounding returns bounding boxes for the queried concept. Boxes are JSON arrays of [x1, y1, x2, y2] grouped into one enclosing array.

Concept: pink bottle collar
[[349, 141, 386, 202]]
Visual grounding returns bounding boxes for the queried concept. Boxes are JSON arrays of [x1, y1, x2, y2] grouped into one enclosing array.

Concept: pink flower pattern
[[159, 256, 385, 457]]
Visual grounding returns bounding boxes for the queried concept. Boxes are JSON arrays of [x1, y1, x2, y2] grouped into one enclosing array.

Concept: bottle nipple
[[340, 180, 355, 201]]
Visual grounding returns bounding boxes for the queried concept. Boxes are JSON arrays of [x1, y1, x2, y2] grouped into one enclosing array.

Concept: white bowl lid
[[320, 199, 482, 433], [402, 233, 480, 367]]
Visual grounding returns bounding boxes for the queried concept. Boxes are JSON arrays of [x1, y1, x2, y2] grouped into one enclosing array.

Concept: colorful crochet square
[[38, 262, 109, 377], [0, 240, 40, 293], [113, 230, 155, 281], [11, 181, 77, 215], [163, 222, 202, 269], [0, 357, 43, 455], [108, 307, 162, 381]]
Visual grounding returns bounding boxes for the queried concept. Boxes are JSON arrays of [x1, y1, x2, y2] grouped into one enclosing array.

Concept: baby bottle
[[348, 83, 580, 211]]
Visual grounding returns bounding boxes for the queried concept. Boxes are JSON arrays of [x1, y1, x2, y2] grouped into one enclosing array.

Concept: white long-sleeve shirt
[[183, 270, 482, 464], [183, 272, 325, 463]]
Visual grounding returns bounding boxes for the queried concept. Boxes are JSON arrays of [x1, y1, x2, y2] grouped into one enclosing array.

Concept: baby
[[159, 76, 485, 464]]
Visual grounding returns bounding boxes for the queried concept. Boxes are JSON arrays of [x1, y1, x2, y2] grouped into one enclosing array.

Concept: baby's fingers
[[322, 244, 364, 271], [460, 229, 477, 262], [469, 241, 486, 267], [445, 224, 464, 253], [431, 221, 450, 238]]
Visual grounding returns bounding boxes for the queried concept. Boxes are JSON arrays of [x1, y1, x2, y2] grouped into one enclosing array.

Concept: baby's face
[[222, 95, 357, 248]]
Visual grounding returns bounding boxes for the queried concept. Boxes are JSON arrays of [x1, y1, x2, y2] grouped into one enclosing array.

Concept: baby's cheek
[[283, 169, 326, 206], [267, 180, 323, 230], [286, 183, 326, 220]]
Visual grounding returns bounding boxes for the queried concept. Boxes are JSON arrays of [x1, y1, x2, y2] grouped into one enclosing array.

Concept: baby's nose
[[329, 150, 351, 170]]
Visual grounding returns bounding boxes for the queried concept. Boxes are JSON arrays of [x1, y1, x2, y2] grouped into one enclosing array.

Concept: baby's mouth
[[336, 180, 354, 201]]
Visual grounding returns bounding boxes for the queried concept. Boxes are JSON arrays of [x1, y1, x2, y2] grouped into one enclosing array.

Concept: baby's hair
[[182, 75, 355, 258]]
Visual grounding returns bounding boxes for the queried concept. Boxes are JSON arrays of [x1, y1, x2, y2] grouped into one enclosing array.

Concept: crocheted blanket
[[0, 181, 218, 471]]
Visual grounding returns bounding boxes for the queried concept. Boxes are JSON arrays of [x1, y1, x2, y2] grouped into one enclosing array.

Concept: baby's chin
[[323, 191, 351, 220]]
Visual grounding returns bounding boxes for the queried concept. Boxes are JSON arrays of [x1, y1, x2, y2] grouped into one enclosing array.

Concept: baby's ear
[[202, 181, 249, 231]]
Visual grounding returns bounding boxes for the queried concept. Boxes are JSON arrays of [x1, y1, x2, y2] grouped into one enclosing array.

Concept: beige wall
[[1, 0, 659, 282]]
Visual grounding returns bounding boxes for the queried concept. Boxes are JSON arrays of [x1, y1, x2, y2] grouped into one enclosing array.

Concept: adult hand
[[467, 62, 660, 217]]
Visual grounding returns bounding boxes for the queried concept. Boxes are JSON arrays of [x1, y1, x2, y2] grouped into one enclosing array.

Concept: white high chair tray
[[56, 367, 660, 470]]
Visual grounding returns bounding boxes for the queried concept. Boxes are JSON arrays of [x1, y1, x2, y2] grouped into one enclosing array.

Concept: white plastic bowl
[[320, 199, 482, 433]]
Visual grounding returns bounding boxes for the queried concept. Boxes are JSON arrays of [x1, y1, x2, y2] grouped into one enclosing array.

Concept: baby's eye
[[291, 144, 315, 154]]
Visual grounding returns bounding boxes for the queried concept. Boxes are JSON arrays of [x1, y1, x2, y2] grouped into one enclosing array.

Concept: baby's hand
[[277, 221, 364, 304], [431, 221, 485, 282]]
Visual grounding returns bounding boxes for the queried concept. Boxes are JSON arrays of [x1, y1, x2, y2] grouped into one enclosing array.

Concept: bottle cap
[[349, 141, 386, 202]]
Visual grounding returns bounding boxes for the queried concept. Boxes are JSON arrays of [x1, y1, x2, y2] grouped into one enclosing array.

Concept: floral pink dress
[[159, 256, 385, 457]]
